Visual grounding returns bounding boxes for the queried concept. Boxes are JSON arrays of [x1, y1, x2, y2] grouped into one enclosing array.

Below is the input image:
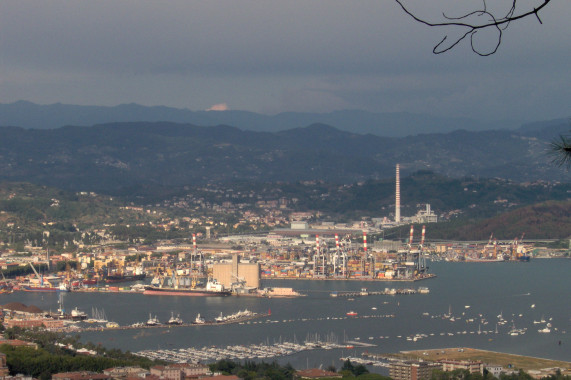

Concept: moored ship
[[166, 312, 183, 325], [21, 284, 60, 292], [20, 279, 70, 292], [71, 307, 88, 321], [144, 276, 230, 297], [146, 313, 160, 326], [104, 273, 146, 283], [103, 265, 146, 283]]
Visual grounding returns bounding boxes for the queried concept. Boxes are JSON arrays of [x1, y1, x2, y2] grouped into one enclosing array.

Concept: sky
[[1, 0, 570, 123]]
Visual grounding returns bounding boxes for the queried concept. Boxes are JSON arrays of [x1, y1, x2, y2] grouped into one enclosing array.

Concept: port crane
[[230, 273, 247, 292], [483, 233, 494, 258], [331, 234, 348, 278], [190, 233, 205, 274], [313, 235, 327, 278], [29, 262, 43, 282], [515, 232, 530, 260], [400, 225, 428, 277]]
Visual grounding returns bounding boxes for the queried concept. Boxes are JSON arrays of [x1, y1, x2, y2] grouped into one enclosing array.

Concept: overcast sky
[[1, 0, 569, 122]]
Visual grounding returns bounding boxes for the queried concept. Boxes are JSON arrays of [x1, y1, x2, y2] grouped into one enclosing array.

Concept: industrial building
[[212, 254, 260, 290]]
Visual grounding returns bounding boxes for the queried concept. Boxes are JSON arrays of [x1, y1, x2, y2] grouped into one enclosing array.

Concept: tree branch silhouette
[[550, 129, 571, 168], [395, 0, 552, 55]]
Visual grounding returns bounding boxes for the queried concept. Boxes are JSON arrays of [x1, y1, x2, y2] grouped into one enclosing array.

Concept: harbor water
[[2, 259, 570, 371]]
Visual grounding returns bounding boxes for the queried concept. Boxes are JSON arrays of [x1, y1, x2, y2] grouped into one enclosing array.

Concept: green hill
[[387, 200, 571, 240]]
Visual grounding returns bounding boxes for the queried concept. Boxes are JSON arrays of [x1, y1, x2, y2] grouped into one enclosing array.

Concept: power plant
[[305, 227, 431, 281]]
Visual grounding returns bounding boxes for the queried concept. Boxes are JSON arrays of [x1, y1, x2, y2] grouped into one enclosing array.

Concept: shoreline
[[382, 347, 571, 371], [262, 273, 437, 282]]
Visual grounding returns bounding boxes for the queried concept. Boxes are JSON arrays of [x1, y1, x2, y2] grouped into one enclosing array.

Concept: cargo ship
[[143, 276, 230, 297], [20, 279, 70, 292], [104, 273, 146, 283], [21, 284, 60, 292]]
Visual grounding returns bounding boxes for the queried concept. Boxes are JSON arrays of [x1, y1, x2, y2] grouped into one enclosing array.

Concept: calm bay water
[[3, 259, 570, 371]]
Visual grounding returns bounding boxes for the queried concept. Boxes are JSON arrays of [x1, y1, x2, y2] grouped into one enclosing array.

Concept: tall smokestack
[[363, 232, 367, 255], [395, 164, 401, 223]]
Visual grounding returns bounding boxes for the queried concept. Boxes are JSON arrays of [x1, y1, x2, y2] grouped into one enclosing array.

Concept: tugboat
[[165, 312, 183, 325], [146, 313, 160, 326], [193, 313, 206, 324]]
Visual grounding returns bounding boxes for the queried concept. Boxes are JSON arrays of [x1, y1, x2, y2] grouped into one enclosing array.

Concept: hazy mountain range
[[0, 101, 528, 137], [0, 118, 569, 194]]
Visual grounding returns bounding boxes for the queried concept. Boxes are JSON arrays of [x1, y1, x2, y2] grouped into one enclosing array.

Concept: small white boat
[[194, 313, 205, 324], [146, 313, 160, 326]]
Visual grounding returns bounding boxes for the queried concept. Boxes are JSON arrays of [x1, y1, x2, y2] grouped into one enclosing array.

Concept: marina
[[135, 339, 352, 363]]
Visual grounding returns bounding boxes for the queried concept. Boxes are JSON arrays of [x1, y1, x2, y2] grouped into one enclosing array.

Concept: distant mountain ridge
[[0, 120, 569, 194], [0, 100, 528, 137]]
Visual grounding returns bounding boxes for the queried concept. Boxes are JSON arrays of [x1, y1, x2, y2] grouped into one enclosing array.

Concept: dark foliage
[[209, 359, 295, 380], [0, 120, 569, 196]]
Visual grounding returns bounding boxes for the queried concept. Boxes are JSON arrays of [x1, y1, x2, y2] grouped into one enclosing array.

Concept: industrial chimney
[[395, 163, 401, 223]]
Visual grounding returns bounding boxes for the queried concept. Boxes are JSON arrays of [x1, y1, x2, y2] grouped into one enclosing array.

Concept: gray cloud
[[1, 0, 569, 122]]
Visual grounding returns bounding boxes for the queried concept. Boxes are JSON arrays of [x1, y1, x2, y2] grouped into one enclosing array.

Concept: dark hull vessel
[[21, 285, 59, 292], [143, 285, 231, 297], [104, 273, 146, 283]]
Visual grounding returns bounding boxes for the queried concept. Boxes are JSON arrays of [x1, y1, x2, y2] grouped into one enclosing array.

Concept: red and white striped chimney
[[409, 225, 414, 247]]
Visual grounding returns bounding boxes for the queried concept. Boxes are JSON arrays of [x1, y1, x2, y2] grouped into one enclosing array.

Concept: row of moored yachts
[[135, 341, 345, 363]]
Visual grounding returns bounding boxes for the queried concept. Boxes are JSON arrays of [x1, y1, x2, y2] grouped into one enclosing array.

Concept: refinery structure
[[302, 225, 431, 281], [263, 163, 437, 281]]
